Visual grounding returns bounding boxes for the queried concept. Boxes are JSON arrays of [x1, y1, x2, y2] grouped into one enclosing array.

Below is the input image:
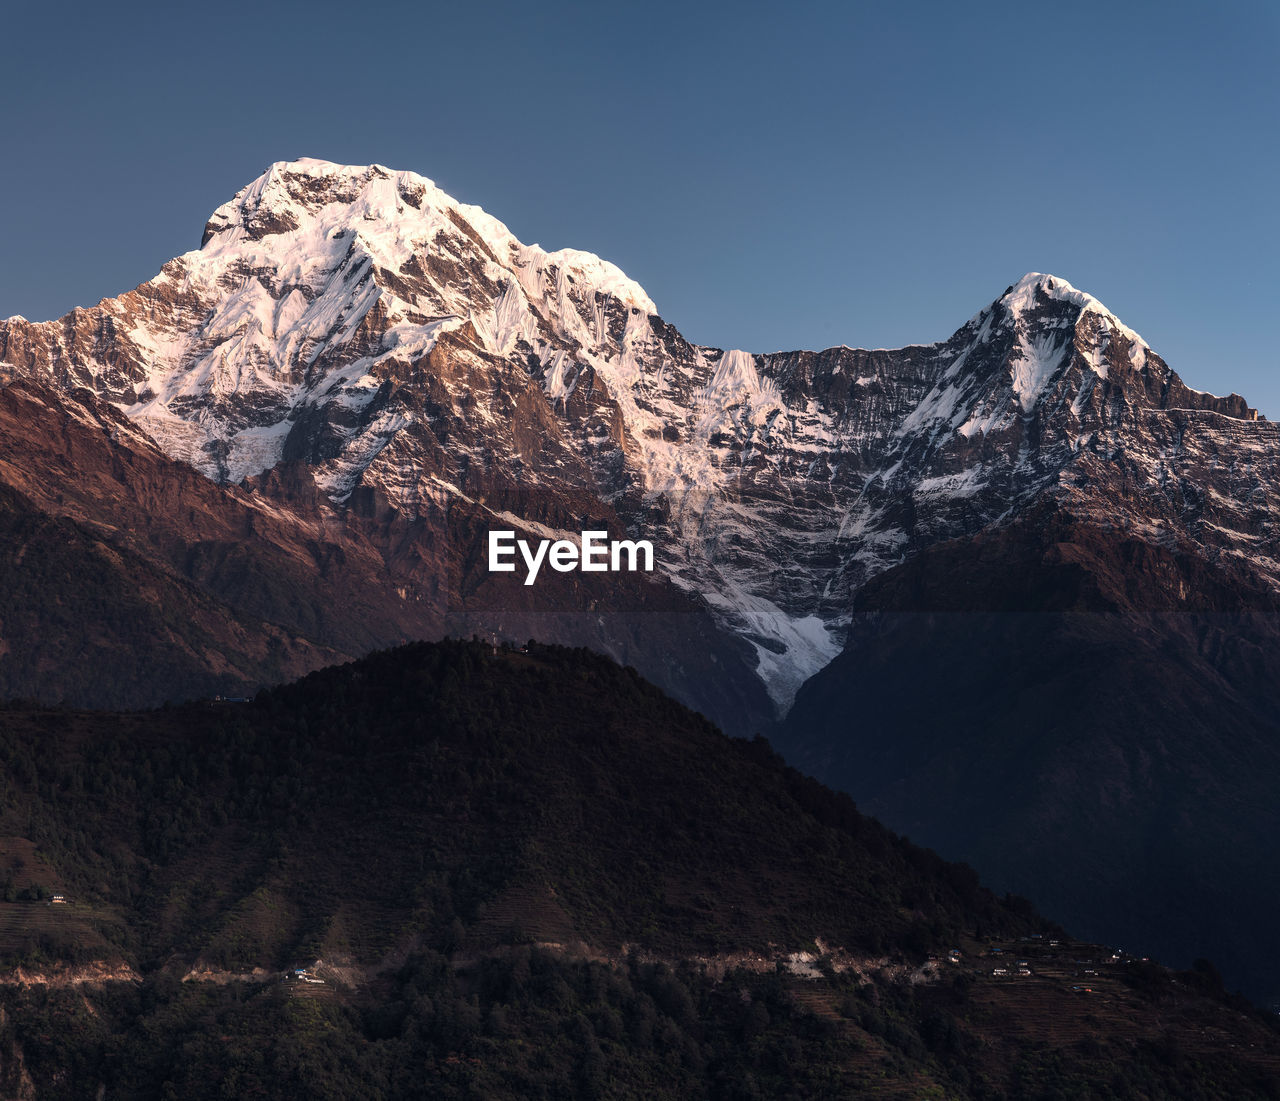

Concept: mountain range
[[5, 159, 1271, 718], [2, 157, 1278, 1007]]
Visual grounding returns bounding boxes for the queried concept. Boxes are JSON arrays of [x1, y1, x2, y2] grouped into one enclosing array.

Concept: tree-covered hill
[[0, 640, 1274, 1098]]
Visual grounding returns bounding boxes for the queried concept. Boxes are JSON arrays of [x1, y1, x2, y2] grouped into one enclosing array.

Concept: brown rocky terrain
[[0, 372, 765, 723]]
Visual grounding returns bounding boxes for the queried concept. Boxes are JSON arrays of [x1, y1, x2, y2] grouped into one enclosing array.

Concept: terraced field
[[286, 974, 337, 1002], [0, 900, 113, 956]]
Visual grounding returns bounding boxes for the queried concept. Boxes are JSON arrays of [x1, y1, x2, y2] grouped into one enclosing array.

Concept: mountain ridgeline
[[2, 160, 1274, 722]]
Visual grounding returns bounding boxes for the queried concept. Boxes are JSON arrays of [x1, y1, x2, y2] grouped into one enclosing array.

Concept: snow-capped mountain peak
[[201, 158, 656, 313], [996, 272, 1150, 356], [20, 159, 661, 485]]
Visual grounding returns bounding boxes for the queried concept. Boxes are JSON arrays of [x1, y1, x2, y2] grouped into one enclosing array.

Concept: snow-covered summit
[[1001, 271, 1111, 313], [201, 158, 657, 314], [56, 157, 666, 484], [995, 272, 1150, 352]]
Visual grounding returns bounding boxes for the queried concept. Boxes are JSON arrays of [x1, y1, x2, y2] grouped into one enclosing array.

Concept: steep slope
[[0, 641, 1278, 1098], [0, 378, 350, 705], [0, 477, 341, 708], [779, 505, 1280, 1006], [0, 369, 769, 729]]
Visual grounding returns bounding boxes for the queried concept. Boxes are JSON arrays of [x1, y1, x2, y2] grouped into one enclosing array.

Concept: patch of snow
[[915, 466, 987, 498], [703, 583, 840, 714], [1010, 332, 1069, 412], [225, 417, 296, 481]]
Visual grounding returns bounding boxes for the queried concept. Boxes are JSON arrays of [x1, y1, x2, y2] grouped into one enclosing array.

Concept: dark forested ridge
[[0, 640, 1274, 1097], [779, 508, 1280, 1011], [0, 640, 1034, 967]]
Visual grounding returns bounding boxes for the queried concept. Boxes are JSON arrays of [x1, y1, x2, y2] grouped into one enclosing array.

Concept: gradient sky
[[3, 0, 1277, 412]]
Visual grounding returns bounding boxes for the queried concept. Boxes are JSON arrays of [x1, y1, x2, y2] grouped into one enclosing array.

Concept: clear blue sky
[[3, 0, 1277, 413]]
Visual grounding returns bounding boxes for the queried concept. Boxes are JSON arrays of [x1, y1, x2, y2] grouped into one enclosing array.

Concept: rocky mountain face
[[1, 159, 1273, 720], [0, 371, 765, 726]]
